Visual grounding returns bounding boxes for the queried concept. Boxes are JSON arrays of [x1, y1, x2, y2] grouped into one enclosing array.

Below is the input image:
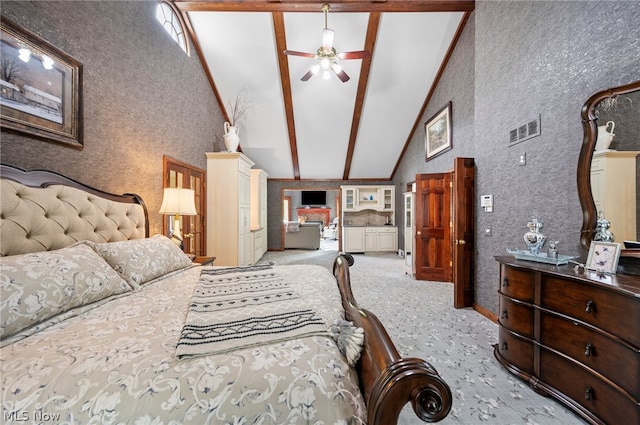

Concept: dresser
[[495, 256, 640, 425]]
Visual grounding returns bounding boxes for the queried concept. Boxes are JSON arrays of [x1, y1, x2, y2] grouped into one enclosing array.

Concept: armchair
[[322, 217, 339, 240]]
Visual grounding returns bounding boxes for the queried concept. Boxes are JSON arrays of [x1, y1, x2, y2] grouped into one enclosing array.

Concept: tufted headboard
[[1, 164, 149, 256]]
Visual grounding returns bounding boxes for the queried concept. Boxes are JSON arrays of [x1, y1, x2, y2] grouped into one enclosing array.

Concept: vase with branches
[[223, 87, 251, 152]]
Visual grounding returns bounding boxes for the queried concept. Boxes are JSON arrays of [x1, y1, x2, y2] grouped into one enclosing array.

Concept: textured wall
[[393, 1, 640, 314], [0, 1, 225, 235]]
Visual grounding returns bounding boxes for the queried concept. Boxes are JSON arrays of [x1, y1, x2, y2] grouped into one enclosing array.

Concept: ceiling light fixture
[[283, 3, 370, 83], [16, 44, 55, 70]]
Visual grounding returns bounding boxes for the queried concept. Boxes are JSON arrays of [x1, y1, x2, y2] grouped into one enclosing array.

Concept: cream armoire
[[206, 152, 257, 266]]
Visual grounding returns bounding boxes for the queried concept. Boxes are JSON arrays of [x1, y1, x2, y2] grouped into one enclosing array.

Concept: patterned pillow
[[0, 241, 133, 340], [92, 235, 193, 288]]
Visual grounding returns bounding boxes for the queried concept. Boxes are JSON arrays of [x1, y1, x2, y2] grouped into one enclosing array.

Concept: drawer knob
[[585, 300, 595, 313], [585, 387, 593, 401], [502, 278, 509, 287], [501, 310, 508, 319], [584, 343, 594, 357], [500, 341, 508, 351]]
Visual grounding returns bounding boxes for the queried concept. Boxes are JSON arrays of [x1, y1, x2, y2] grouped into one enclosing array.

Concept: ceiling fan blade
[[332, 66, 350, 83], [337, 50, 371, 60], [284, 50, 316, 58], [301, 68, 316, 81], [322, 28, 334, 51]]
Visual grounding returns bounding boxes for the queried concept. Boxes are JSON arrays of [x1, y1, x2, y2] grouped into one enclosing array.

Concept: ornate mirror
[[578, 80, 640, 258]]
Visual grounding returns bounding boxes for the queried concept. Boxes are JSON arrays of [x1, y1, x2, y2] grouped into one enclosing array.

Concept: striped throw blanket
[[176, 264, 329, 359]]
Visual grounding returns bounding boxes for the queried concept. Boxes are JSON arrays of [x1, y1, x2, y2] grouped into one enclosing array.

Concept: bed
[[0, 164, 452, 425]]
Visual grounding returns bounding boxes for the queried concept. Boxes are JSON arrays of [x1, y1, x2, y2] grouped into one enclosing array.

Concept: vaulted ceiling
[[174, 1, 474, 180]]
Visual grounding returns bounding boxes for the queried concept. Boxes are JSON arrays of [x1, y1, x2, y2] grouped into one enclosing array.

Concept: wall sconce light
[[159, 187, 197, 249]]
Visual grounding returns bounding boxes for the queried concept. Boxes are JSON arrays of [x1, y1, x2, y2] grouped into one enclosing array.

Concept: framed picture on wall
[[586, 241, 621, 274], [0, 19, 83, 149], [425, 101, 452, 161]]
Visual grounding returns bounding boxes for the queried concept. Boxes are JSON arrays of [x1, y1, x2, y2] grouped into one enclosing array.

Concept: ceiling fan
[[284, 3, 370, 82]]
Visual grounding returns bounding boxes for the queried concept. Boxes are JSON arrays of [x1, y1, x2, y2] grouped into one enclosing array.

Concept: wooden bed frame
[[0, 163, 452, 424]]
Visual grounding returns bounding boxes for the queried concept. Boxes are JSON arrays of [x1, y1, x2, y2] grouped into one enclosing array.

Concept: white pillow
[[0, 241, 132, 340], [92, 235, 193, 288]]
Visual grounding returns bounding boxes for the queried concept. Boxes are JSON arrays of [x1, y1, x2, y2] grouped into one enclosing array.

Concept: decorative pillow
[[0, 241, 133, 340], [92, 235, 193, 288]]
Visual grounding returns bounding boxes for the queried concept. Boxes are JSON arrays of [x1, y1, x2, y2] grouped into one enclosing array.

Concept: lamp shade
[[159, 187, 197, 216]]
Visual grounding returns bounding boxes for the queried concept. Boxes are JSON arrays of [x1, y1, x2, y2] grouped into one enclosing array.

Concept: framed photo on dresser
[[586, 241, 621, 274]]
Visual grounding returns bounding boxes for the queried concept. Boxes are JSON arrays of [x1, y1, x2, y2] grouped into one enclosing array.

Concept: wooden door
[[453, 158, 475, 308], [163, 156, 206, 256], [414, 172, 452, 281]]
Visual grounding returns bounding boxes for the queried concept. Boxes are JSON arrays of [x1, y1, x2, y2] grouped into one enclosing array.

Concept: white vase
[[595, 120, 615, 151], [223, 122, 240, 152]]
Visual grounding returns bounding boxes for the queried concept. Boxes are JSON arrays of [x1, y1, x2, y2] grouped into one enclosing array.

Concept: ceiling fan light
[[41, 55, 54, 70], [311, 64, 320, 74], [323, 70, 331, 80], [322, 28, 334, 51], [320, 58, 330, 69], [332, 63, 342, 73], [18, 48, 31, 63]]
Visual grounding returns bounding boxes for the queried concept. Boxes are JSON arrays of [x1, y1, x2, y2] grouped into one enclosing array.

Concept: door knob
[[417, 231, 421, 235], [455, 239, 466, 245]]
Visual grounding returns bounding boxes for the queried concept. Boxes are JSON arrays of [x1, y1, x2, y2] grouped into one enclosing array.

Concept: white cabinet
[[206, 152, 254, 266], [343, 227, 365, 253], [342, 185, 395, 212], [590, 150, 639, 241], [344, 187, 357, 211], [250, 169, 268, 262], [344, 226, 397, 253], [365, 227, 377, 251], [404, 191, 415, 276], [376, 227, 398, 251]]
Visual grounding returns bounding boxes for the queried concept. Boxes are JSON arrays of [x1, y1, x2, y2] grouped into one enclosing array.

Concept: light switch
[[519, 153, 526, 166]]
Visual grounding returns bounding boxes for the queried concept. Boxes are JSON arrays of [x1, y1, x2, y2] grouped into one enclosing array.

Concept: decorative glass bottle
[[593, 211, 615, 242], [523, 217, 547, 255]]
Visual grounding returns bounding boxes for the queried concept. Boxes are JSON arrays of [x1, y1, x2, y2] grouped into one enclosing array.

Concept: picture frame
[[586, 241, 621, 274], [425, 101, 452, 161], [0, 19, 83, 149]]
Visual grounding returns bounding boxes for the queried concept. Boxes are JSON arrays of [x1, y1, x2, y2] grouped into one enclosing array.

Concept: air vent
[[509, 115, 541, 146]]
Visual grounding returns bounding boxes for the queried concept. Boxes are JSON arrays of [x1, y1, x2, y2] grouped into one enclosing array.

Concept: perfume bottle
[[548, 240, 559, 259]]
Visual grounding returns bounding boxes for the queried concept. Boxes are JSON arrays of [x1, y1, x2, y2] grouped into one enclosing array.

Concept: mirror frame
[[578, 79, 640, 253]]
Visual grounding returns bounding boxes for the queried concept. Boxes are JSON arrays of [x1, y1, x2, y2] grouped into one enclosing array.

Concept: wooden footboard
[[333, 255, 452, 424]]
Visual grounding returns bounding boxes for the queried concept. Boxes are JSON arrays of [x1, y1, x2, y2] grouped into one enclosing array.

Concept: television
[[301, 191, 326, 206]]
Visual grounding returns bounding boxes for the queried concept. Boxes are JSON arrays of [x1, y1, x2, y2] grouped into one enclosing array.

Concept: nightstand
[[193, 256, 215, 266]]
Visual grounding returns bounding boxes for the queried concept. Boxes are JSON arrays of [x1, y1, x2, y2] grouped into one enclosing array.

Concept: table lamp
[[159, 187, 197, 248]]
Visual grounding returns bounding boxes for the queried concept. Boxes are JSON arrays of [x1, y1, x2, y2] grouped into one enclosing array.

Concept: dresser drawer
[[499, 265, 535, 302], [541, 312, 640, 399], [496, 327, 534, 375], [499, 295, 534, 338], [540, 349, 639, 425], [541, 276, 640, 347]]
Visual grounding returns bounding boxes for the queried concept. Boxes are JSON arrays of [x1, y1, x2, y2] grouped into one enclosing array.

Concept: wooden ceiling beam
[[175, 1, 475, 13], [342, 11, 379, 180], [272, 12, 301, 180]]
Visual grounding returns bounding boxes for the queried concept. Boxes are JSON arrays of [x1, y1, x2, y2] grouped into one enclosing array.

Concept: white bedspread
[[1, 265, 366, 424]]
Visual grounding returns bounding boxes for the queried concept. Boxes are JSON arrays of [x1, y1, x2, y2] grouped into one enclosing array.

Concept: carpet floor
[[260, 248, 586, 425]]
